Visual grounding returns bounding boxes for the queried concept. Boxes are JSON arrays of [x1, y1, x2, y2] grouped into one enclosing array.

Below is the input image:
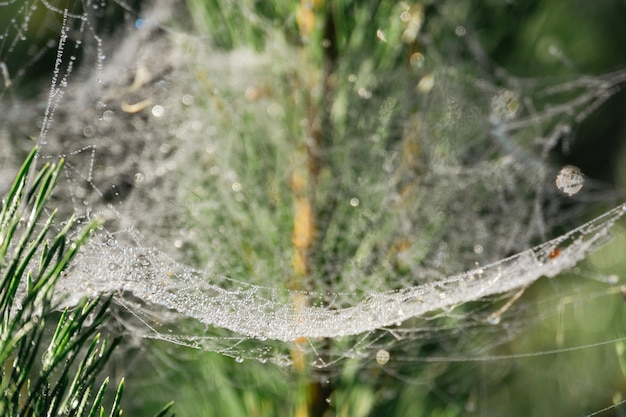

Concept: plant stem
[[291, 2, 339, 416]]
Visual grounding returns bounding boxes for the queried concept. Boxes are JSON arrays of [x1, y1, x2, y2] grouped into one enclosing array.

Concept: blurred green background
[[3, 0, 626, 416]]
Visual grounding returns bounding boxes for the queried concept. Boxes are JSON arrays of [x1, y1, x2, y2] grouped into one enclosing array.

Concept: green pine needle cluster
[[0, 147, 173, 417]]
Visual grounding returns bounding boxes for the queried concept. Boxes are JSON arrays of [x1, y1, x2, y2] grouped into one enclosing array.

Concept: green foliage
[[0, 147, 174, 417], [143, 1, 626, 416], [3, 0, 626, 416]]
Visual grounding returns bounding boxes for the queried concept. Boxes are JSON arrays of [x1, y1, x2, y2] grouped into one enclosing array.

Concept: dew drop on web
[[555, 165, 584, 196], [376, 349, 390, 365]]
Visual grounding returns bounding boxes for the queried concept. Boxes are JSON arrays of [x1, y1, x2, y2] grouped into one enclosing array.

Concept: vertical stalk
[[291, 1, 337, 416]]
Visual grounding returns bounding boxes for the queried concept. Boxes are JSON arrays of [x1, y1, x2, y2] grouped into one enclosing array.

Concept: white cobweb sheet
[[56, 203, 625, 342], [0, 0, 623, 351], [3, 6, 626, 415]]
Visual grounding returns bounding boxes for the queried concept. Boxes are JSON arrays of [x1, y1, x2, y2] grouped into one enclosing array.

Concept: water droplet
[[358, 87, 372, 99], [410, 52, 425, 68], [151, 105, 165, 117], [487, 314, 501, 325], [376, 29, 387, 42], [473, 244, 483, 254], [376, 349, 390, 365], [417, 74, 435, 94], [181, 94, 194, 106], [102, 110, 114, 121], [556, 165, 584, 196], [350, 197, 359, 207], [235, 356, 244, 363]]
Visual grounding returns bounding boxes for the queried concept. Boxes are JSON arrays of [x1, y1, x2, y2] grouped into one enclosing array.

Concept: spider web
[[2, 0, 626, 415]]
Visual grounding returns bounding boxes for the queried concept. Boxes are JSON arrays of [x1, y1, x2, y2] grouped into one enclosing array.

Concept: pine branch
[[0, 147, 174, 417]]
